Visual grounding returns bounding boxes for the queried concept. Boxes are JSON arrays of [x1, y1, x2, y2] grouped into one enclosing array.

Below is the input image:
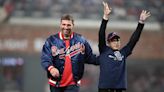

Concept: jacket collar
[[58, 32, 74, 40]]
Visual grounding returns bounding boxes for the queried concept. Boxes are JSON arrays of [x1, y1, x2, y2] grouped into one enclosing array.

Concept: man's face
[[108, 39, 121, 50], [60, 20, 74, 37]]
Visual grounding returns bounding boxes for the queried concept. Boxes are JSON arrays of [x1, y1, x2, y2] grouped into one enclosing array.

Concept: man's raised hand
[[103, 1, 112, 20], [139, 10, 151, 23]]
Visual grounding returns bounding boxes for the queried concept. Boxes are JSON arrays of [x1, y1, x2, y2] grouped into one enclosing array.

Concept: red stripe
[[49, 82, 55, 86], [70, 49, 81, 57]]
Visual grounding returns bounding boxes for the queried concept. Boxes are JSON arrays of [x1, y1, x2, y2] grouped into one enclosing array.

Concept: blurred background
[[0, 0, 164, 92]]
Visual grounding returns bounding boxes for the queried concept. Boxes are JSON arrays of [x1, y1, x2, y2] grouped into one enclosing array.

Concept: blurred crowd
[[127, 66, 164, 92], [0, 0, 163, 24], [0, 57, 24, 92]]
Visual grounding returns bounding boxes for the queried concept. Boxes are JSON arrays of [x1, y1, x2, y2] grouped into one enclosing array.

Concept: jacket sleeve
[[84, 40, 99, 65], [41, 39, 53, 71], [98, 19, 108, 53], [123, 23, 144, 56]]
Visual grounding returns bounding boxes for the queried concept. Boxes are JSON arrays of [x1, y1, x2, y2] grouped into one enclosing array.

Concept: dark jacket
[[41, 32, 98, 86], [98, 19, 144, 89]]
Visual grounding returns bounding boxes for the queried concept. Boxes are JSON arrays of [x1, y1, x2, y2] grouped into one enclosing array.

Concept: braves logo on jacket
[[51, 42, 85, 59], [108, 51, 124, 61]]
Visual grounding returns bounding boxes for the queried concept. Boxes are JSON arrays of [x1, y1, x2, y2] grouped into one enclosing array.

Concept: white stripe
[[77, 80, 81, 85], [59, 32, 63, 40], [49, 79, 57, 85], [71, 33, 73, 38]]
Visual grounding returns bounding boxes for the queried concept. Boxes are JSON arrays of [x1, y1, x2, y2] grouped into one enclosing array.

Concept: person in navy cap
[[98, 1, 151, 92]]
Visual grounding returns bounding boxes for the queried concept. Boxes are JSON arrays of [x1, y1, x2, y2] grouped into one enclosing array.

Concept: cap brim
[[110, 35, 120, 39]]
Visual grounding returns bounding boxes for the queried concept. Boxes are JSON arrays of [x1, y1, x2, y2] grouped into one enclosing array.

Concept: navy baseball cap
[[107, 32, 120, 41]]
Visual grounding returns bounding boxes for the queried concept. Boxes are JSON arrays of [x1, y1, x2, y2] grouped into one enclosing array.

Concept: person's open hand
[[103, 1, 112, 20], [139, 10, 151, 23]]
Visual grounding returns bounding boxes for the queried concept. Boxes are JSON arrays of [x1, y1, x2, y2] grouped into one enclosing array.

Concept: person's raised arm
[[126, 10, 151, 52], [99, 1, 112, 53]]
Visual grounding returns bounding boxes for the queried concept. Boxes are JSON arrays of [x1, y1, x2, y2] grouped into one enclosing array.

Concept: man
[[41, 14, 98, 92], [98, 2, 151, 92]]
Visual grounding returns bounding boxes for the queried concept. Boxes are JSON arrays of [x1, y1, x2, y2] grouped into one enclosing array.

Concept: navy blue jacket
[[41, 32, 98, 86], [98, 19, 144, 89]]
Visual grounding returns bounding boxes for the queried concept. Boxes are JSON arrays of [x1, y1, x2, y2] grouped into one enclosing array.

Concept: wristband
[[48, 66, 54, 71], [139, 20, 144, 24]]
